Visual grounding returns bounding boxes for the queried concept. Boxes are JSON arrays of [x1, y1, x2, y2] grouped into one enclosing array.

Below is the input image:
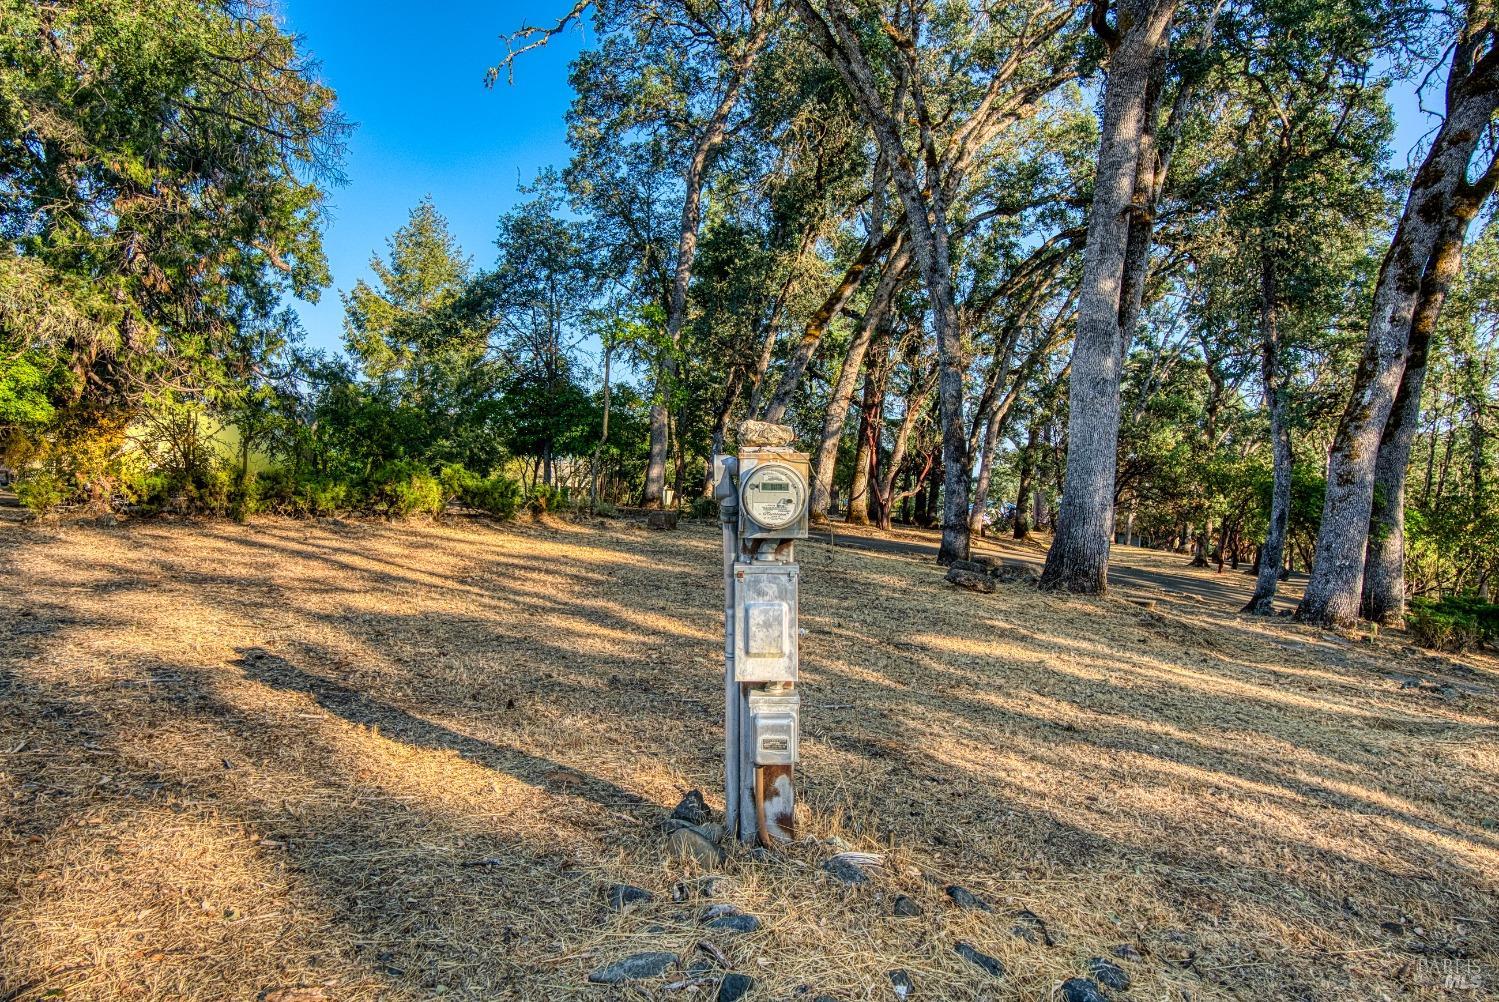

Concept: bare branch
[[487, 0, 592, 87]]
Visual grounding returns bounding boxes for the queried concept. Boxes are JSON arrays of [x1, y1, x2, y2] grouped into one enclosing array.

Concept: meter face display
[[741, 463, 807, 530]]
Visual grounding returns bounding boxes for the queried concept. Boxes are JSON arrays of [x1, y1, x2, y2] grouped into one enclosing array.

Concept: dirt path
[[813, 522, 1306, 614], [0, 516, 1493, 1001]]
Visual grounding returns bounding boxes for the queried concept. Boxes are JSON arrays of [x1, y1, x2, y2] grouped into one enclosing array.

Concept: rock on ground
[[1059, 978, 1108, 1002], [892, 895, 923, 917], [954, 941, 1004, 978], [605, 884, 653, 909], [1087, 957, 1131, 990], [667, 826, 724, 867], [821, 856, 870, 885], [671, 789, 712, 825], [945, 567, 996, 593], [587, 952, 679, 984], [705, 913, 761, 934], [717, 973, 754, 1002], [945, 885, 993, 911]]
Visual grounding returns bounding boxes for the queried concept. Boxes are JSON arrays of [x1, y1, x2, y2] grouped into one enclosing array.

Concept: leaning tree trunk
[[1013, 422, 1038, 539], [1361, 162, 1494, 623], [792, 0, 970, 564], [1298, 24, 1498, 625], [1041, 0, 1177, 593], [641, 8, 769, 507], [762, 229, 901, 424], [809, 245, 910, 519]]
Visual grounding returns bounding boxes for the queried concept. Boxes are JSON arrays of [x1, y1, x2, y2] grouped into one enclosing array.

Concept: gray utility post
[[711, 420, 808, 845]]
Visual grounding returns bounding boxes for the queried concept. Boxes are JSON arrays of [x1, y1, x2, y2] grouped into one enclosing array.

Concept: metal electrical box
[[748, 690, 800, 765], [734, 562, 799, 682]]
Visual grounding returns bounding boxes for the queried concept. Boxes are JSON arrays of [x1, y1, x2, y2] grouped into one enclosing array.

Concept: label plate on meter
[[733, 562, 799, 682]]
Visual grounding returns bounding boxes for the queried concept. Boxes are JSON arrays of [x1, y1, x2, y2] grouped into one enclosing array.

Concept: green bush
[[368, 460, 443, 517], [527, 483, 564, 514], [687, 495, 718, 520], [1408, 596, 1499, 653], [16, 471, 67, 515], [466, 474, 522, 518], [253, 468, 357, 517], [439, 463, 479, 504], [301, 477, 352, 516], [134, 463, 233, 516], [436, 463, 520, 519], [229, 471, 260, 522]]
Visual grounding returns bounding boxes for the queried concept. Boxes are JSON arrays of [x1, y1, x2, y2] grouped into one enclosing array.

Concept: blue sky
[[279, 1, 1439, 358], [278, 0, 588, 354]]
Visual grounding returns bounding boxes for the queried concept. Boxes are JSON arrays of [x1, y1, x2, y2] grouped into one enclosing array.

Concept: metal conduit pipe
[[712, 457, 740, 839]]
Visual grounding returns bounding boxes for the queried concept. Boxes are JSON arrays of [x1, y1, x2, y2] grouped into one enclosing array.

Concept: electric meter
[[740, 462, 808, 532]]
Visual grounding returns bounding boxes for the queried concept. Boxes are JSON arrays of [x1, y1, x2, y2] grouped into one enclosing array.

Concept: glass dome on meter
[[741, 463, 807, 530]]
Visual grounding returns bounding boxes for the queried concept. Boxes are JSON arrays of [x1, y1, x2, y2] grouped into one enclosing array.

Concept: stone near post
[[738, 420, 796, 448]]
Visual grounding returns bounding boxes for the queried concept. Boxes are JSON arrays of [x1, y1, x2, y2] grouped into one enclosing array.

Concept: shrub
[[527, 483, 564, 515], [301, 477, 352, 516], [134, 462, 233, 516], [687, 495, 718, 520], [368, 460, 443, 517], [436, 463, 520, 519], [16, 471, 67, 515], [1408, 596, 1498, 653], [229, 471, 261, 522], [439, 463, 479, 504], [466, 474, 522, 518], [252, 468, 357, 517]]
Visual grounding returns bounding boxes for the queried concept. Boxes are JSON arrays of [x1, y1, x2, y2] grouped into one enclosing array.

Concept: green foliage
[[15, 471, 66, 516], [0, 0, 345, 442], [368, 461, 444, 518], [136, 463, 235, 517], [687, 495, 719, 519], [1408, 596, 1499, 653], [466, 475, 523, 519], [0, 355, 56, 430], [527, 484, 565, 515], [255, 469, 354, 518], [440, 463, 521, 518]]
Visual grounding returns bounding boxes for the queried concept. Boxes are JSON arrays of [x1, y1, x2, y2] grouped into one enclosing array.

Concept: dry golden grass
[[0, 514, 1495, 1001]]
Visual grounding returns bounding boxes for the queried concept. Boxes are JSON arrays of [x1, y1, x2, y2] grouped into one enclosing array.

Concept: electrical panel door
[[733, 562, 799, 682]]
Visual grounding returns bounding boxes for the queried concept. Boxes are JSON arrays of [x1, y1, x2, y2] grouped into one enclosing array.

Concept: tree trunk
[[641, 5, 769, 507], [1013, 422, 1038, 539], [703, 366, 744, 496], [847, 359, 885, 526], [762, 229, 902, 424], [1190, 520, 1211, 567], [1041, 0, 1178, 593], [809, 246, 910, 520], [966, 332, 1026, 537], [1298, 25, 1498, 625], [1363, 156, 1497, 624], [792, 1, 971, 564], [874, 356, 935, 530], [590, 337, 613, 510], [1246, 257, 1293, 614]]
